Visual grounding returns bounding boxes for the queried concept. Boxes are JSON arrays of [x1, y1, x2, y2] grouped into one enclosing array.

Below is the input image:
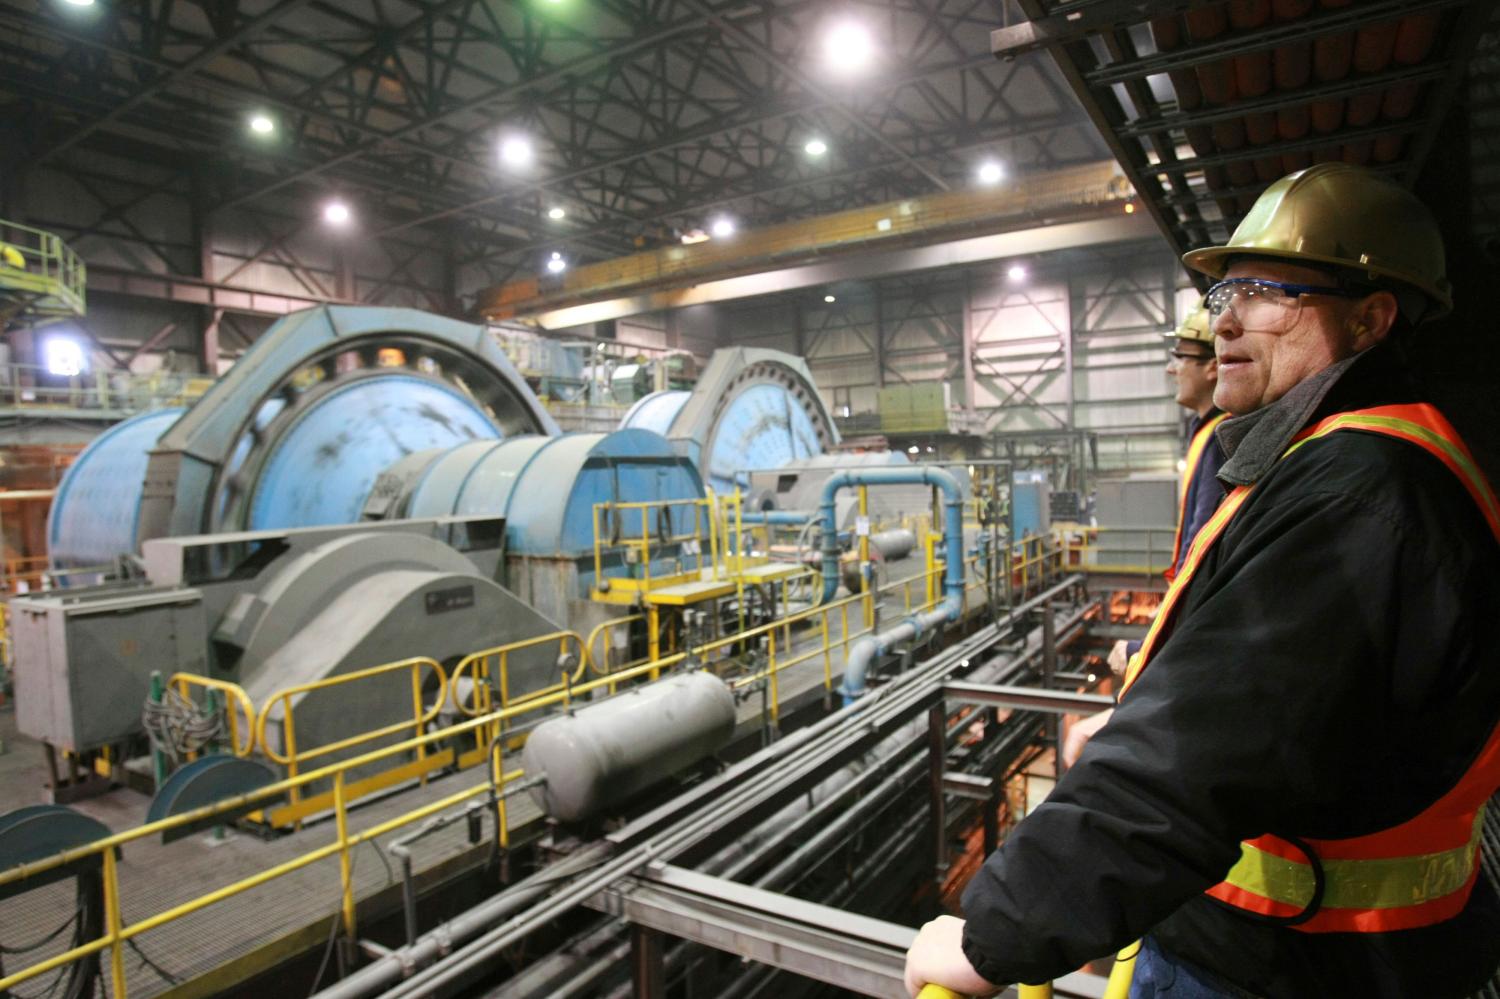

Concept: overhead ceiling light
[[500, 136, 534, 168], [61, 0, 95, 7], [804, 138, 828, 157], [1124, 201, 1136, 214], [710, 217, 735, 238], [978, 161, 1004, 185], [1007, 263, 1027, 282], [823, 294, 836, 303], [875, 217, 892, 232], [681, 229, 710, 245], [249, 113, 275, 136], [547, 206, 566, 220], [907, 445, 919, 454], [824, 21, 875, 76], [323, 200, 351, 226], [547, 251, 566, 274]]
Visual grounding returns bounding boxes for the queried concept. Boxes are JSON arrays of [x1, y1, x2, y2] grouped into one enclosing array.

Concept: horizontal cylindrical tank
[[366, 429, 704, 559], [249, 373, 500, 530], [522, 671, 736, 823], [49, 407, 185, 571]]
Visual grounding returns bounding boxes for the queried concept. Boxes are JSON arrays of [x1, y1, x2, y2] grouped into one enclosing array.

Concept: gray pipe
[[817, 467, 965, 702]]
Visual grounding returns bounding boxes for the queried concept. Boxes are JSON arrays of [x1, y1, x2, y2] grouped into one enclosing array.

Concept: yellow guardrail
[[1056, 524, 1177, 576], [0, 526, 1073, 999], [0, 635, 732, 999], [168, 673, 257, 759], [0, 218, 86, 319], [592, 493, 724, 600], [255, 657, 447, 826]]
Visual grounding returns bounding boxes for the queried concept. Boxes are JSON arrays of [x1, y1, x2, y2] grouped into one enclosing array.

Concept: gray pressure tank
[[522, 671, 736, 823]]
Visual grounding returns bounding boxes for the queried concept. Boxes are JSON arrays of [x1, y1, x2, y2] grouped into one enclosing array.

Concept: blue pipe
[[738, 510, 812, 526], [815, 467, 965, 702]]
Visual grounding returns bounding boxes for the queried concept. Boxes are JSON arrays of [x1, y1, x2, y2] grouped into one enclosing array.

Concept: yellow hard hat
[[1182, 163, 1451, 321], [1163, 301, 1212, 345]]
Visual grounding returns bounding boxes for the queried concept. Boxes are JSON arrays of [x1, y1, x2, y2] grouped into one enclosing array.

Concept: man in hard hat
[[1064, 302, 1228, 766], [905, 163, 1500, 998]]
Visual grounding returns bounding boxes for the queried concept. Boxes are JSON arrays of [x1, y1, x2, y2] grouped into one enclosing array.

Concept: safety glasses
[[1204, 277, 1354, 334], [1168, 349, 1213, 363]]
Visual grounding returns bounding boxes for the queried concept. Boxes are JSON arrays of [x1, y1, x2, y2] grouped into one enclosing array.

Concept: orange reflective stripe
[[1119, 485, 1249, 695], [1165, 412, 1229, 580]]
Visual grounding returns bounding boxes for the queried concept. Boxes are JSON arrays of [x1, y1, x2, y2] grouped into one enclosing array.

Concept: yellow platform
[[643, 578, 738, 606], [732, 562, 805, 584]]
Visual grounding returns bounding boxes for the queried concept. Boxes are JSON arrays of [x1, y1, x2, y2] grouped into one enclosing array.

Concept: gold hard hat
[[1182, 163, 1452, 321], [1163, 301, 1212, 345]]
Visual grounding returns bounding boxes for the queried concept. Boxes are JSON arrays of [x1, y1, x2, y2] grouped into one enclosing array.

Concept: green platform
[[1, 220, 86, 329]]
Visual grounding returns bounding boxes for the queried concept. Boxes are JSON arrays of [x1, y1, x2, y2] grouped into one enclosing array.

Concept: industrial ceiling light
[[710, 217, 735, 238], [61, 0, 94, 7], [249, 113, 275, 136], [44, 337, 86, 377], [500, 136, 534, 169], [1007, 263, 1027, 282], [547, 251, 566, 274], [907, 445, 919, 454], [978, 161, 1004, 185], [323, 200, 351, 226], [805, 138, 828, 157], [823, 294, 836, 303], [824, 21, 875, 75], [1124, 201, 1137, 214], [548, 206, 566, 220]]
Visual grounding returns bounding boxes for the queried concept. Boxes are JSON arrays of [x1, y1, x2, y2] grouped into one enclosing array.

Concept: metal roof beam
[[37, 0, 322, 164]]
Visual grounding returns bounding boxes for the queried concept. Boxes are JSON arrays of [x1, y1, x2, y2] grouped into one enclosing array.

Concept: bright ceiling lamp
[[978, 161, 1004, 185], [500, 136, 534, 169], [323, 200, 352, 226], [805, 138, 828, 157], [824, 21, 875, 76]]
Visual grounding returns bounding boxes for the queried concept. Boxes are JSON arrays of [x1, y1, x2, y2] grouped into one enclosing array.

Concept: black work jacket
[[960, 344, 1500, 998]]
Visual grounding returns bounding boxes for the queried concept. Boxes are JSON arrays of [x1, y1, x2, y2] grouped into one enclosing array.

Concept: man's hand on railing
[[1062, 708, 1113, 769], [904, 914, 1000, 998], [1107, 640, 1130, 678]]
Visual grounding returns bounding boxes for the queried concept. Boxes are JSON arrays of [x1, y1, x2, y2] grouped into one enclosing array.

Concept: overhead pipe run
[[817, 467, 965, 703]]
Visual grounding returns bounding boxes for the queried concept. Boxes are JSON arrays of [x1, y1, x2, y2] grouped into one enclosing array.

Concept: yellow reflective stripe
[[1179, 413, 1227, 505], [1223, 810, 1486, 911]]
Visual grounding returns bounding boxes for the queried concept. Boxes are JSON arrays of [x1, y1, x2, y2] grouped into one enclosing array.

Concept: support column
[[874, 283, 886, 389], [201, 309, 222, 376], [1041, 597, 1060, 778], [631, 924, 665, 998], [927, 703, 947, 880], [962, 270, 977, 413], [1062, 272, 1076, 429]]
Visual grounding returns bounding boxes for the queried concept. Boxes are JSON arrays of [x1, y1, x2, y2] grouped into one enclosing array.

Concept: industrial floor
[[0, 703, 540, 999], [0, 606, 880, 999]]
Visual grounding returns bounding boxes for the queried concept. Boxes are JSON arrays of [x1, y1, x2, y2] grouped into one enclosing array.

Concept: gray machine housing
[[11, 516, 565, 754]]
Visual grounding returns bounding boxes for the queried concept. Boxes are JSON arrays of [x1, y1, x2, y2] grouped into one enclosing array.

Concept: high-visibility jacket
[[1164, 409, 1228, 582], [1123, 403, 1500, 934]]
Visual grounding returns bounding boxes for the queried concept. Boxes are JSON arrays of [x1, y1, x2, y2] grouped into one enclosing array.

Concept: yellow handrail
[[168, 673, 257, 758], [0, 535, 1069, 999], [255, 657, 448, 767], [450, 630, 589, 717]]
